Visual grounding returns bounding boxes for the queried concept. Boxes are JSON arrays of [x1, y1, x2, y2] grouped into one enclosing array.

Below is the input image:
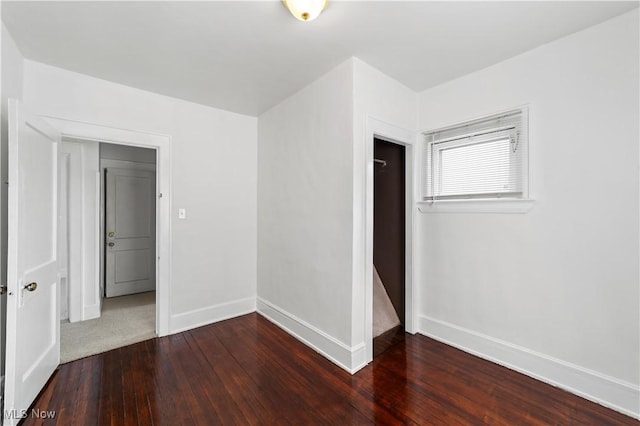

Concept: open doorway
[[372, 138, 406, 357], [58, 140, 157, 363]]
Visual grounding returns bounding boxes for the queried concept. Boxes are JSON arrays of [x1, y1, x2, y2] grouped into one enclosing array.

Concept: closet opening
[[372, 137, 406, 358]]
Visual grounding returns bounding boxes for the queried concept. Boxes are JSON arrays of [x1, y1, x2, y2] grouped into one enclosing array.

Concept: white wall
[[257, 59, 356, 369], [0, 21, 24, 391], [417, 10, 639, 417], [22, 60, 258, 333]]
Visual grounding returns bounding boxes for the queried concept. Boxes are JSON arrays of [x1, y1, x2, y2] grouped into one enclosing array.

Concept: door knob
[[108, 242, 115, 247], [108, 231, 116, 237], [24, 282, 37, 292]]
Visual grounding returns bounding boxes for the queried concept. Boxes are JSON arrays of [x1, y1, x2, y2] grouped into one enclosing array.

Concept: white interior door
[[105, 167, 155, 297], [3, 100, 60, 426]]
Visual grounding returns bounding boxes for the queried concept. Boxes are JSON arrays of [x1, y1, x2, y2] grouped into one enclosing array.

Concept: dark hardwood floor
[[23, 313, 638, 425]]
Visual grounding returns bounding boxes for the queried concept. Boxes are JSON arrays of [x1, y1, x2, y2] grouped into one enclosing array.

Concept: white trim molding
[[418, 315, 640, 419], [417, 198, 535, 214], [83, 303, 101, 321], [257, 297, 367, 374], [170, 297, 256, 334]]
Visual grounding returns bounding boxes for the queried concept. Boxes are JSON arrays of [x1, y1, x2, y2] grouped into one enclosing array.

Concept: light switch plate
[[178, 208, 186, 219]]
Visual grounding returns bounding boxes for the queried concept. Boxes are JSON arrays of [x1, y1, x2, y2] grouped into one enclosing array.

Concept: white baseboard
[[170, 297, 256, 334], [418, 315, 640, 419], [83, 303, 101, 320], [257, 297, 367, 374]]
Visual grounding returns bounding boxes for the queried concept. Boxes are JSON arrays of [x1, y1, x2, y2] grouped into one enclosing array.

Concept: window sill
[[417, 198, 535, 214]]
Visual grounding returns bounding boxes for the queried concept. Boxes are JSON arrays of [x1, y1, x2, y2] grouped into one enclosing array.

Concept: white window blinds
[[423, 108, 527, 201]]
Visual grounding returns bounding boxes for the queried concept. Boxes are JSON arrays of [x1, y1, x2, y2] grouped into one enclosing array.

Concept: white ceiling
[[2, 1, 637, 116]]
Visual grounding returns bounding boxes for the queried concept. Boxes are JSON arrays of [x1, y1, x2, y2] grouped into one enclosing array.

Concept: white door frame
[[41, 116, 171, 337], [364, 117, 417, 362]]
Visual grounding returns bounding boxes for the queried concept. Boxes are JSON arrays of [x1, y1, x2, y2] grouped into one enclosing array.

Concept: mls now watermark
[[4, 408, 57, 420]]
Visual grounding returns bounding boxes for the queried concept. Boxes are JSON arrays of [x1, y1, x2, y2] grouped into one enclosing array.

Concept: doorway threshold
[[60, 291, 156, 363]]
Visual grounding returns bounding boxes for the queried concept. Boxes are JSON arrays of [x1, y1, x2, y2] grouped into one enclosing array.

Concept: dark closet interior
[[373, 138, 406, 329]]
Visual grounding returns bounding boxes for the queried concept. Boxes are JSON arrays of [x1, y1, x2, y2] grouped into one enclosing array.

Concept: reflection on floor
[[373, 325, 405, 358], [60, 291, 156, 363]]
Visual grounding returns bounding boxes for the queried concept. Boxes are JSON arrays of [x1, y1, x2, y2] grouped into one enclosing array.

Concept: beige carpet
[[60, 291, 156, 363], [373, 266, 401, 338]]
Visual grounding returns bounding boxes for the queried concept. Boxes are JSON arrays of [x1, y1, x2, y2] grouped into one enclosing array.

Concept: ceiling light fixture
[[283, 0, 328, 22]]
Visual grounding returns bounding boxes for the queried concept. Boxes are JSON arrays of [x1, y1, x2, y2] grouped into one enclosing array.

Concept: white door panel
[[105, 168, 155, 298], [115, 249, 150, 282], [4, 100, 60, 426], [115, 175, 152, 237]]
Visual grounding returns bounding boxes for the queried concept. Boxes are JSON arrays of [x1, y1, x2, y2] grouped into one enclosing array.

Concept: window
[[423, 108, 528, 202]]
